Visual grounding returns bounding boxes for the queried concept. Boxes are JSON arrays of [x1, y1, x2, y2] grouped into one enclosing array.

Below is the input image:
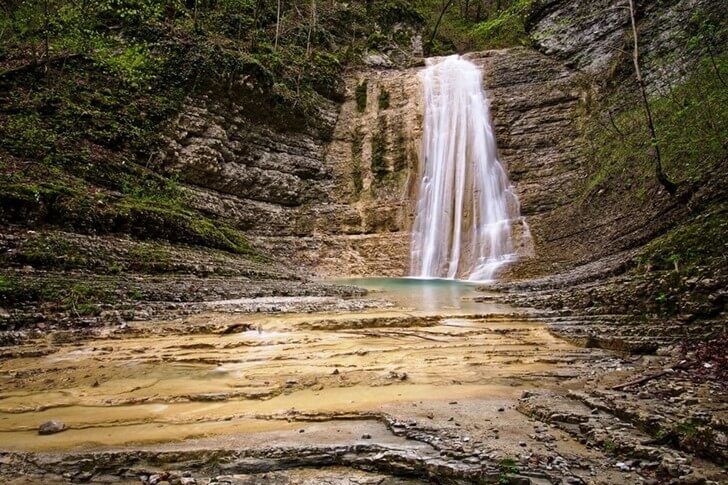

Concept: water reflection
[[333, 277, 508, 313]]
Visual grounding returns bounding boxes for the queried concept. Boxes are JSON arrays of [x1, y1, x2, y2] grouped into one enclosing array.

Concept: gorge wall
[[156, 0, 721, 285], [3, 0, 714, 286], [159, 45, 586, 279], [1, 0, 723, 334], [159, 68, 422, 277]]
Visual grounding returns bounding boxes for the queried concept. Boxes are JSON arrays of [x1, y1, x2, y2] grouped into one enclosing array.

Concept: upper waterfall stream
[[410, 55, 527, 281]]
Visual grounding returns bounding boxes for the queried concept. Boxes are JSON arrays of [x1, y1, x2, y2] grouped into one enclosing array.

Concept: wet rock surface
[[481, 248, 727, 354], [1, 288, 725, 484], [529, 0, 720, 89], [38, 420, 66, 436]]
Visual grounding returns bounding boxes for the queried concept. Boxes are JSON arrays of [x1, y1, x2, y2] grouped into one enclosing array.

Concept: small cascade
[[410, 55, 530, 281]]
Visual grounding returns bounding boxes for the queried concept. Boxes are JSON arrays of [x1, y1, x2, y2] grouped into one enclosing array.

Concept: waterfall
[[410, 55, 528, 281]]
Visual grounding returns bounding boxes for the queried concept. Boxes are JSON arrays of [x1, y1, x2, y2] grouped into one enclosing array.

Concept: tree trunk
[[43, 0, 50, 61], [426, 0, 455, 56], [306, 0, 316, 58], [274, 0, 282, 50], [627, 0, 677, 195]]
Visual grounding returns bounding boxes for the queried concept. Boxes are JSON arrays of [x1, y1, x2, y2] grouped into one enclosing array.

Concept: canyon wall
[[160, 69, 422, 277], [160, 51, 575, 279], [159, 0, 722, 281]]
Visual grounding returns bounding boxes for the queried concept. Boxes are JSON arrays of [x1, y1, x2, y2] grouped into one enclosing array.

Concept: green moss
[[673, 419, 720, 461], [115, 199, 256, 256], [393, 126, 407, 172], [378, 90, 390, 110], [580, 55, 727, 196], [0, 275, 16, 296], [1, 113, 58, 158], [17, 234, 89, 270], [0, 176, 258, 259], [371, 116, 388, 178], [0, 274, 25, 306], [638, 208, 727, 272], [128, 287, 144, 301], [74, 303, 101, 316], [0, 272, 116, 308], [355, 79, 369, 113], [351, 128, 364, 195], [603, 439, 617, 453], [55, 281, 114, 314], [498, 457, 518, 484], [128, 244, 172, 271]]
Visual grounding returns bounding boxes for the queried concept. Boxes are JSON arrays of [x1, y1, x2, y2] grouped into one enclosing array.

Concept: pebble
[[38, 420, 66, 435]]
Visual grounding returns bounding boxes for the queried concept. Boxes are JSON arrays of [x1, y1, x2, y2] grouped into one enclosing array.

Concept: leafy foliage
[[0, 0, 426, 261], [580, 56, 727, 196], [471, 0, 534, 48], [416, 0, 533, 54]]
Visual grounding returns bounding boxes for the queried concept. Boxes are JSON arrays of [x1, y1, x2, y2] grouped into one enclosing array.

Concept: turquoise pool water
[[331, 277, 512, 313]]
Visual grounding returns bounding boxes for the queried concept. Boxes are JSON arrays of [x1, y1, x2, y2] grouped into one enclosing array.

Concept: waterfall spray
[[410, 55, 528, 281]]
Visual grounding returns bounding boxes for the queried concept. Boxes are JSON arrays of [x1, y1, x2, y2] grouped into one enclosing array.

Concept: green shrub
[[581, 56, 727, 196], [378, 90, 390, 110], [471, 0, 534, 48]]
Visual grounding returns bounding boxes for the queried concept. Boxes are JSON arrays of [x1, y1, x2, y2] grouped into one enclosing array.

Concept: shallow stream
[[0, 278, 590, 453]]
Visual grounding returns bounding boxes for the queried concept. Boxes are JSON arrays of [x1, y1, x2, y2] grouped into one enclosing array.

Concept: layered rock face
[[159, 0, 720, 281], [252, 69, 424, 277], [161, 69, 423, 277], [498, 0, 725, 280], [467, 49, 582, 278], [530, 0, 715, 90], [160, 51, 584, 278], [158, 50, 588, 279]]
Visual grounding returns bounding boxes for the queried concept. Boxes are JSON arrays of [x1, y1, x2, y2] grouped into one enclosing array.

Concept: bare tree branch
[[627, 0, 677, 195]]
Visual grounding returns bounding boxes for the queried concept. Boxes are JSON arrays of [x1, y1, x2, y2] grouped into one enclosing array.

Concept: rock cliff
[[160, 67, 423, 277], [157, 45, 585, 279], [156, 0, 722, 283]]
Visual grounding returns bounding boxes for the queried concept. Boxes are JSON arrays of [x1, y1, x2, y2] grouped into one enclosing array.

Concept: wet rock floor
[[0, 282, 724, 484]]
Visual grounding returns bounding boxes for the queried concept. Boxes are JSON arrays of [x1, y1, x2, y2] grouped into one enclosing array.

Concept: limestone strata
[[154, 0, 722, 284], [529, 0, 717, 89], [160, 68, 422, 277]]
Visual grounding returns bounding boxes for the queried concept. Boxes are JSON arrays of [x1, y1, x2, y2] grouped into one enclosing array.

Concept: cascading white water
[[410, 55, 527, 281]]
